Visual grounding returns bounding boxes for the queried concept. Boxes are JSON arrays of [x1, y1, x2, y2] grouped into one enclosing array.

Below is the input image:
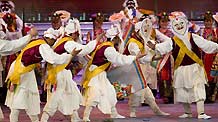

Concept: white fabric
[[43, 70, 82, 115], [0, 35, 31, 56], [43, 39, 97, 115], [5, 43, 72, 115], [64, 40, 97, 57], [65, 19, 80, 35], [82, 47, 136, 114], [44, 27, 65, 40], [155, 32, 218, 103], [155, 33, 218, 55], [39, 44, 72, 65]]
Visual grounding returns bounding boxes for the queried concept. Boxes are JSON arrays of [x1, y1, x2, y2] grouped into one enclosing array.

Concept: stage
[[1, 99, 218, 122]]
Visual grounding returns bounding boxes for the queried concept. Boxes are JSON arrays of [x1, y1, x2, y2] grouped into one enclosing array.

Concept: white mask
[[139, 18, 153, 43], [171, 17, 188, 36]]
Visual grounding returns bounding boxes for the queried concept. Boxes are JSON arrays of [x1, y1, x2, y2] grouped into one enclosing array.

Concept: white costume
[[82, 27, 137, 121], [5, 36, 72, 122], [108, 18, 169, 118], [0, 34, 32, 120], [41, 21, 97, 122], [153, 15, 218, 119]]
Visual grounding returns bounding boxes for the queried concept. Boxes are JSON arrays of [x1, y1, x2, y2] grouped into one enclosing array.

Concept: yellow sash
[[82, 41, 114, 89], [126, 38, 145, 53], [8, 39, 46, 85], [173, 33, 204, 69], [45, 36, 73, 85]]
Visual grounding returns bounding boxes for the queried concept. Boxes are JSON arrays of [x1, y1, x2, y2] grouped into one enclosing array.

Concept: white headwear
[[213, 12, 218, 23], [65, 18, 81, 35], [44, 29, 57, 40], [106, 26, 120, 40], [123, 0, 138, 8]]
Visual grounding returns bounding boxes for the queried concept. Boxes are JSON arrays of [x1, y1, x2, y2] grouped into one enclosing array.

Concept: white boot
[[29, 115, 39, 122], [198, 113, 211, 119], [10, 109, 20, 122], [179, 103, 192, 118], [146, 98, 170, 116], [197, 101, 211, 119], [83, 106, 93, 122], [129, 106, 137, 118], [40, 112, 50, 122], [110, 106, 125, 118], [71, 110, 82, 122]]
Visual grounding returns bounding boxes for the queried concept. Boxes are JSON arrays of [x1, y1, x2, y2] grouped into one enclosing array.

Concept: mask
[[171, 17, 188, 36]]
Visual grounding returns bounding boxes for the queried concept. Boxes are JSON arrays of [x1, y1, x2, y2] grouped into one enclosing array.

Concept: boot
[[197, 101, 211, 119], [110, 106, 125, 118], [83, 106, 93, 122], [40, 112, 50, 122], [71, 110, 82, 122], [129, 106, 137, 118], [10, 109, 20, 122], [29, 115, 39, 122], [179, 103, 192, 118], [144, 87, 169, 116]]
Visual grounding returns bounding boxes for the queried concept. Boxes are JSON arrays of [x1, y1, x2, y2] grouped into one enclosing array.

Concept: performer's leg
[[10, 109, 20, 122], [70, 110, 81, 122], [197, 100, 211, 119], [28, 115, 39, 122], [83, 106, 93, 122], [179, 103, 192, 118], [128, 92, 141, 117], [40, 111, 50, 122], [110, 106, 125, 118], [0, 107, 4, 120], [144, 87, 169, 116]]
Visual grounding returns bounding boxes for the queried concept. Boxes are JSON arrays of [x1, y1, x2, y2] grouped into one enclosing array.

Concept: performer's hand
[[29, 27, 38, 37], [70, 48, 82, 57], [9, 84, 14, 92], [147, 41, 156, 50], [136, 52, 147, 60]]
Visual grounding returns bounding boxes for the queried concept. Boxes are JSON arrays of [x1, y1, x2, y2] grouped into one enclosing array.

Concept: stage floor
[[1, 100, 218, 122]]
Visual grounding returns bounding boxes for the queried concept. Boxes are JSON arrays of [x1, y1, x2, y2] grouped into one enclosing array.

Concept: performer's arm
[[0, 35, 31, 56], [39, 44, 73, 65], [104, 47, 136, 66], [64, 40, 97, 57], [0, 27, 37, 56], [192, 33, 218, 53]]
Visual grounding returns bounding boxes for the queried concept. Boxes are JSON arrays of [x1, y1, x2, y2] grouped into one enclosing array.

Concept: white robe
[[0, 35, 32, 119], [43, 40, 97, 115], [108, 41, 155, 93], [155, 33, 218, 103], [5, 44, 72, 115], [82, 46, 136, 114]]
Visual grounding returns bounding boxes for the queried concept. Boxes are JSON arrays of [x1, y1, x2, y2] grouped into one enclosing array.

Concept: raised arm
[[0, 28, 38, 56], [192, 33, 218, 53]]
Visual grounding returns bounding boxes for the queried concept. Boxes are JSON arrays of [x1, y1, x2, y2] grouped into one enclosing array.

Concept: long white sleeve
[[64, 40, 97, 57], [0, 35, 31, 56], [155, 39, 173, 55], [104, 47, 136, 66], [39, 44, 72, 65], [192, 33, 218, 53], [128, 42, 153, 63]]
